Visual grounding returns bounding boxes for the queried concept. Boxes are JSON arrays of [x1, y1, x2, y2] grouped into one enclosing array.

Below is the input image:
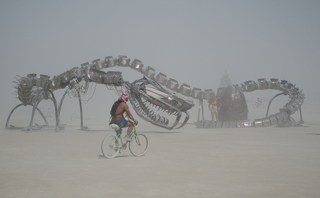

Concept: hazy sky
[[1, 0, 319, 119]]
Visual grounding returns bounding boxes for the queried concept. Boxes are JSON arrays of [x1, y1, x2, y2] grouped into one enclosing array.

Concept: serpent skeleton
[[6, 55, 305, 131]]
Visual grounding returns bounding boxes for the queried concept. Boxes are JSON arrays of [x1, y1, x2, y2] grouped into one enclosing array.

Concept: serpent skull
[[129, 77, 194, 130]]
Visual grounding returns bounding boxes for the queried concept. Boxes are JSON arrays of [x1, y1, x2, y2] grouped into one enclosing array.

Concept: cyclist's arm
[[124, 104, 138, 124]]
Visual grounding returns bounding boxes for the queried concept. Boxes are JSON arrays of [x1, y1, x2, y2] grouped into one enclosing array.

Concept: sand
[[1, 101, 320, 198]]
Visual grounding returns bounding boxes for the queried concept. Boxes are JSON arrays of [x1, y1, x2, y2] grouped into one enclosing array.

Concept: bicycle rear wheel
[[101, 134, 120, 158], [129, 134, 148, 156]]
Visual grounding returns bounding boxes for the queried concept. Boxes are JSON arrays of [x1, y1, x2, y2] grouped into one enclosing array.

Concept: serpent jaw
[[129, 77, 194, 130]]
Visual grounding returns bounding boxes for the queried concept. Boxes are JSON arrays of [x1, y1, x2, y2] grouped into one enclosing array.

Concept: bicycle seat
[[110, 124, 120, 130]]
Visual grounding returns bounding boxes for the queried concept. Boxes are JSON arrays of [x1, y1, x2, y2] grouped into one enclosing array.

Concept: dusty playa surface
[[1, 101, 320, 198]]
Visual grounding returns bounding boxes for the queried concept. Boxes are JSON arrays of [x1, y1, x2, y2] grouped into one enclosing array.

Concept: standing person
[[110, 92, 138, 142], [208, 93, 221, 123]]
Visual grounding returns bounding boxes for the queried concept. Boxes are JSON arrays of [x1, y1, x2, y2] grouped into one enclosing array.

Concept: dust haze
[[1, 1, 320, 119]]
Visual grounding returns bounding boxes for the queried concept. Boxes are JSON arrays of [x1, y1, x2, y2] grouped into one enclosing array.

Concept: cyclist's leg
[[111, 118, 132, 140], [123, 121, 134, 141]]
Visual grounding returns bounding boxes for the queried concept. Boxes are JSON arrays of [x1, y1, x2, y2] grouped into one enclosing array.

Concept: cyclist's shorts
[[110, 118, 128, 128]]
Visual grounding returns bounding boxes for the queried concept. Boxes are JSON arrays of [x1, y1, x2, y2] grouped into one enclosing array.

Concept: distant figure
[[256, 97, 262, 105], [253, 97, 265, 109], [208, 93, 221, 123]]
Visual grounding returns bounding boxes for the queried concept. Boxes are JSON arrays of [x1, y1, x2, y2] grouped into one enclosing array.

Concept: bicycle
[[252, 102, 265, 109], [101, 122, 148, 158]]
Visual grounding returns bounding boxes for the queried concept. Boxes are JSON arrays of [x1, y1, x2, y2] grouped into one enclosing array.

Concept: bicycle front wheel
[[101, 134, 120, 158], [252, 104, 257, 109], [129, 134, 148, 156], [260, 104, 265, 109]]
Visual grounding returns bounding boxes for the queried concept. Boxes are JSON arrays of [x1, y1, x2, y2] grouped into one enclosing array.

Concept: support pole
[[298, 107, 304, 125], [58, 87, 88, 131], [266, 93, 284, 117], [201, 99, 204, 121], [77, 90, 88, 131], [197, 99, 205, 122], [6, 104, 47, 129], [57, 88, 69, 128], [47, 89, 59, 132], [28, 89, 45, 131], [197, 99, 201, 122]]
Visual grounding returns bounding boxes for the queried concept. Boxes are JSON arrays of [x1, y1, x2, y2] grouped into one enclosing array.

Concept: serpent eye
[[167, 97, 181, 108], [170, 99, 178, 106]]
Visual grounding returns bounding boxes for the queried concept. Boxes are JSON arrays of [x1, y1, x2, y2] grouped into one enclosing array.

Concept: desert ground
[[1, 100, 320, 198]]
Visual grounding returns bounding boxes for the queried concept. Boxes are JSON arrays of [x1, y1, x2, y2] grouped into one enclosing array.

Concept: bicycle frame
[[116, 126, 141, 147], [102, 123, 148, 158]]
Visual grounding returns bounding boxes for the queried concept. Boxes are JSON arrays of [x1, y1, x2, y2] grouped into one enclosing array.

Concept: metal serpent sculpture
[[6, 55, 305, 131], [206, 79, 305, 128]]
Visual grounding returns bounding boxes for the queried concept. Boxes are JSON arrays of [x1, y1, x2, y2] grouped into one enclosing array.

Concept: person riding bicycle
[[110, 92, 138, 142], [256, 97, 262, 105]]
